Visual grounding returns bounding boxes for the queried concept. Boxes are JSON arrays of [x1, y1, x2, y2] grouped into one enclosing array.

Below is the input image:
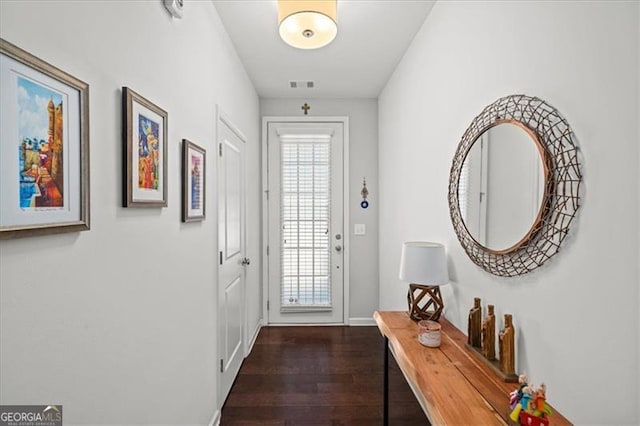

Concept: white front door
[[266, 121, 345, 324], [217, 115, 246, 404]]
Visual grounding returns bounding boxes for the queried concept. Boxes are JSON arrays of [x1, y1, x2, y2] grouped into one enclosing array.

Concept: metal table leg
[[384, 336, 389, 426]]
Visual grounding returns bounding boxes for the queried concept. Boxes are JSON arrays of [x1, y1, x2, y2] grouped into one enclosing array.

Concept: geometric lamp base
[[407, 284, 444, 322]]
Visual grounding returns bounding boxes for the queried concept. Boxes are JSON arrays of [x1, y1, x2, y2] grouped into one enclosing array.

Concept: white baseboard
[[266, 322, 346, 326], [209, 410, 221, 426], [246, 318, 262, 356], [348, 317, 376, 326], [263, 318, 376, 326]]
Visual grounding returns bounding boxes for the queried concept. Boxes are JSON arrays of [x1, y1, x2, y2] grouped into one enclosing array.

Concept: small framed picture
[[0, 38, 90, 239], [182, 139, 206, 222], [122, 87, 167, 207]]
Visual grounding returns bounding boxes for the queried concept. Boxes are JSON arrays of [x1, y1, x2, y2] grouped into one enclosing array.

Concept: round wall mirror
[[457, 121, 548, 253], [449, 95, 582, 277]]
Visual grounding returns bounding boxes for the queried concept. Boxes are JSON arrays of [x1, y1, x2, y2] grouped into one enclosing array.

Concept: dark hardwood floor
[[220, 326, 429, 426]]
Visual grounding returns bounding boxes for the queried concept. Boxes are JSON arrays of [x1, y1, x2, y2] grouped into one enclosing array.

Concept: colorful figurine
[[509, 386, 533, 422], [531, 384, 552, 418], [509, 373, 529, 409], [509, 375, 552, 426]]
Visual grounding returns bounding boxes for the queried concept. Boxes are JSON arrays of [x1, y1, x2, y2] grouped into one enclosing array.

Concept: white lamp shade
[[399, 242, 450, 286], [278, 0, 338, 49]]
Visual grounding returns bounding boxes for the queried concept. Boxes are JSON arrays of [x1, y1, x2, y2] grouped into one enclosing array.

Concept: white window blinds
[[280, 133, 332, 311]]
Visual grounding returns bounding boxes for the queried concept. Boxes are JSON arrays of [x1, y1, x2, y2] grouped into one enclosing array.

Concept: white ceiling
[[212, 0, 436, 99]]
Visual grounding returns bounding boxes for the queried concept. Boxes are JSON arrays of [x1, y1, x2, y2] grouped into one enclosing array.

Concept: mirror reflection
[[458, 122, 545, 252]]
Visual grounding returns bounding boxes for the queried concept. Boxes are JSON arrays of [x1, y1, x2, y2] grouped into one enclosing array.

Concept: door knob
[[241, 257, 251, 266], [335, 245, 342, 252]]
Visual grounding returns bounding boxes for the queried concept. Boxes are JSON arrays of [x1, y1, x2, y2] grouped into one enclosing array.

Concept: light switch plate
[[354, 224, 366, 235]]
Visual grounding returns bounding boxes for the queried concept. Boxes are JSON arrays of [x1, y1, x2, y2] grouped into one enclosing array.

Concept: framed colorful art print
[[182, 139, 206, 222], [0, 38, 90, 239], [122, 87, 168, 207]]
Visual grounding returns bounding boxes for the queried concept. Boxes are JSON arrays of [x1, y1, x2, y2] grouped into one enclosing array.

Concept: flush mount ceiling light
[[278, 0, 338, 50]]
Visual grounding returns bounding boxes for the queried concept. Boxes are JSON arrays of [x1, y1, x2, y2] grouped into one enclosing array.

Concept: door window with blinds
[[280, 133, 332, 310], [267, 121, 344, 324]]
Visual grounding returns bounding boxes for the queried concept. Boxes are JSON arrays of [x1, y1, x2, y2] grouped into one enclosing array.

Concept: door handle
[[241, 257, 251, 266], [335, 245, 342, 253]]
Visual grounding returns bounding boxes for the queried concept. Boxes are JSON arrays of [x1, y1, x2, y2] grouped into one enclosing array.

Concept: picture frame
[[182, 139, 206, 222], [0, 38, 90, 240], [122, 86, 168, 207]]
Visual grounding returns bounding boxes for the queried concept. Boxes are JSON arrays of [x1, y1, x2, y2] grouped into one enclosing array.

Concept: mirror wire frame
[[448, 94, 582, 277]]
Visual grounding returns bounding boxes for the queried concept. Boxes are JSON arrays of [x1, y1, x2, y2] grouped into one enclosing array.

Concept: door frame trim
[[261, 116, 350, 326]]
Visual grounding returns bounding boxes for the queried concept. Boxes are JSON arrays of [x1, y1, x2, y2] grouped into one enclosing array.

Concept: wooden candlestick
[[481, 305, 496, 360], [499, 314, 515, 376], [468, 297, 482, 348]]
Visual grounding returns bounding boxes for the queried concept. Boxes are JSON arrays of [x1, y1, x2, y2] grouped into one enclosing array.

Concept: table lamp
[[399, 242, 450, 322]]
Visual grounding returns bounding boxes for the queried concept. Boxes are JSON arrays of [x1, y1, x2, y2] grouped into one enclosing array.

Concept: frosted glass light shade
[[278, 0, 338, 49], [399, 242, 450, 286]]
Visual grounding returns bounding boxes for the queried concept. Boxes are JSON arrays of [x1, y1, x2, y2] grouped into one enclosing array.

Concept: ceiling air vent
[[289, 80, 315, 89]]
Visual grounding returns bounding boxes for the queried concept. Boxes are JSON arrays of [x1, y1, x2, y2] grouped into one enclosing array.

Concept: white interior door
[[266, 121, 344, 324], [217, 115, 246, 404], [461, 134, 488, 244]]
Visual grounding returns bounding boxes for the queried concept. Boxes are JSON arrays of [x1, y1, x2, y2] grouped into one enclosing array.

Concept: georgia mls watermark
[[0, 405, 62, 426]]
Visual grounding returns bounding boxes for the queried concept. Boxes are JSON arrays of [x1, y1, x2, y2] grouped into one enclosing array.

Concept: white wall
[[637, 3, 640, 417], [379, 1, 639, 424], [0, 1, 259, 424], [260, 98, 379, 322]]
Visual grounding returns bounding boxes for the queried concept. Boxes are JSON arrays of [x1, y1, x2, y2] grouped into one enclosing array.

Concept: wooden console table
[[374, 311, 572, 425]]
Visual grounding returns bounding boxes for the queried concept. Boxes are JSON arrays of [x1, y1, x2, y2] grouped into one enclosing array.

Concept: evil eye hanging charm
[[360, 178, 369, 209]]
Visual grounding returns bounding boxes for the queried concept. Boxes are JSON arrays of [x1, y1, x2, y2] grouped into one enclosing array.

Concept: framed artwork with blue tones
[[122, 87, 167, 207], [0, 38, 90, 239], [182, 139, 206, 222]]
